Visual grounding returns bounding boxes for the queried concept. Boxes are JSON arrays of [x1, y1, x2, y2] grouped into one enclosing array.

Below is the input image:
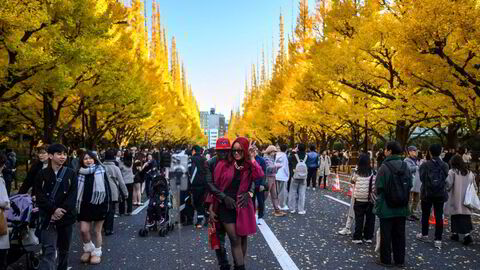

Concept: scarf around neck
[[76, 165, 106, 213]]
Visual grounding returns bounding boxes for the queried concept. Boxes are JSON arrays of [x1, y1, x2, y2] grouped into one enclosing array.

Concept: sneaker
[[434, 240, 442, 249], [298, 211, 306, 215], [364, 239, 373, 244], [352, 239, 363, 244], [290, 210, 296, 214], [312, 188, 316, 191], [450, 234, 459, 241], [416, 233, 430, 242], [280, 206, 289, 211], [337, 228, 351, 235], [463, 235, 473, 246]]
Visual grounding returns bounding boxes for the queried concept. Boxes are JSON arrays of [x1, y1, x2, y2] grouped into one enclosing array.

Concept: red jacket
[[211, 137, 264, 236]]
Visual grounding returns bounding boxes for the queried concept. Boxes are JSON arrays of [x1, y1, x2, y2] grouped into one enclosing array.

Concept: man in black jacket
[[35, 144, 77, 270], [418, 144, 449, 249], [189, 145, 208, 228]]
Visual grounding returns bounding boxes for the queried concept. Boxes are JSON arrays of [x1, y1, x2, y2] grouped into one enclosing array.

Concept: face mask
[[116, 157, 121, 162]]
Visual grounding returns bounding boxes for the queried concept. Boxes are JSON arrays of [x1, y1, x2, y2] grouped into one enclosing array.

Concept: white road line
[[473, 213, 480, 217], [132, 199, 150, 215], [257, 219, 299, 270], [324, 195, 350, 206]]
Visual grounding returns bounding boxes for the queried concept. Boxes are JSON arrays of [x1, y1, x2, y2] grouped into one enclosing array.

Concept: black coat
[[34, 166, 78, 228], [189, 154, 208, 189], [19, 160, 45, 194]]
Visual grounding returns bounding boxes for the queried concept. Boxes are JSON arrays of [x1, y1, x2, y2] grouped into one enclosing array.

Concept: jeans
[[276, 181, 288, 209], [379, 217, 406, 265], [288, 179, 306, 212], [38, 224, 73, 270], [266, 176, 280, 210], [253, 189, 265, 218], [306, 167, 317, 188], [119, 183, 134, 214], [421, 200, 444, 240], [353, 200, 375, 240]]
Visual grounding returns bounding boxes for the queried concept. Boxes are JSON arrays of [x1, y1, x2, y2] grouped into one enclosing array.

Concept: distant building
[[200, 108, 226, 148]]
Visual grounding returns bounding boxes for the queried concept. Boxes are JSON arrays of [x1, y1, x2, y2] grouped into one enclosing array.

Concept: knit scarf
[[76, 165, 106, 213]]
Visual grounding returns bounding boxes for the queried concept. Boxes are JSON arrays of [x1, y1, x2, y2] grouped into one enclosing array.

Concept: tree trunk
[[43, 91, 55, 144], [289, 124, 295, 148], [446, 122, 460, 149], [395, 120, 410, 148]]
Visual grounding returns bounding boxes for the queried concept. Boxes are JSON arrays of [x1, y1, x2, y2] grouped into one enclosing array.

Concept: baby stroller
[[139, 170, 174, 237], [6, 194, 40, 269]]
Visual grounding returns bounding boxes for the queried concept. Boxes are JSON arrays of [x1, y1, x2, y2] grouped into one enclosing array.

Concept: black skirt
[[77, 201, 109, 222], [218, 203, 236, 224], [451, 215, 473, 234]]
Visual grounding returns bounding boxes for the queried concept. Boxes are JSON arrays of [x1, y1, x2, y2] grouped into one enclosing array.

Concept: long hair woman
[[77, 151, 111, 264], [351, 153, 376, 244], [212, 137, 264, 270], [445, 155, 478, 245], [119, 151, 135, 215]]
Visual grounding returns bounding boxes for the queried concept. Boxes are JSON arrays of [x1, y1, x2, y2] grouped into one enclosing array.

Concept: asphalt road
[[10, 175, 480, 269]]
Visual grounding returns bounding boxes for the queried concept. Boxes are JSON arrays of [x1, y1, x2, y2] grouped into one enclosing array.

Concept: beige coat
[[103, 162, 128, 202], [445, 170, 478, 216], [0, 175, 10, 249]]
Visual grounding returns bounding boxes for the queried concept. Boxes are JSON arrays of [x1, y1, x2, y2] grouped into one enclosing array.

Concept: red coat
[[213, 159, 264, 236]]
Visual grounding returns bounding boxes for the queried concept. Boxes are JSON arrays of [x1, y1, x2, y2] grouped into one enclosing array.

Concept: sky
[[140, 0, 317, 120]]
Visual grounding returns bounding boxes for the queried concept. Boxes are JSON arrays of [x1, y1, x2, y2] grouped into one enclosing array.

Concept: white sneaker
[[298, 211, 306, 215], [338, 228, 351, 235], [434, 240, 442, 249], [280, 206, 289, 211], [352, 240, 363, 244], [290, 210, 296, 214], [312, 188, 316, 191]]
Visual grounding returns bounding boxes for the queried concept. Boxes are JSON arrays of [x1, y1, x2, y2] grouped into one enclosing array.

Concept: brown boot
[[90, 247, 102, 265], [274, 210, 286, 217], [81, 242, 95, 263]]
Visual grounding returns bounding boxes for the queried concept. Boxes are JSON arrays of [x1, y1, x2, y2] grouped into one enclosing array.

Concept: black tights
[[223, 222, 247, 266]]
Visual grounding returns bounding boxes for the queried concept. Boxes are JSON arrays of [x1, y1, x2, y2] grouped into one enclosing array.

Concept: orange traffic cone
[[331, 174, 342, 192], [346, 184, 353, 197], [428, 211, 448, 225]]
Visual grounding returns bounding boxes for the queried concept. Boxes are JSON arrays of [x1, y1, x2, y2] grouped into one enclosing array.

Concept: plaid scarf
[[76, 165, 106, 213]]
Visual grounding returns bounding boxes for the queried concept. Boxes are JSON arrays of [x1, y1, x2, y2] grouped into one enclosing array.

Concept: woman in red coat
[[212, 137, 264, 270]]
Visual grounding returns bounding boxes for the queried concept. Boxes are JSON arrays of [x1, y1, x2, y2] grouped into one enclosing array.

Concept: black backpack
[[383, 161, 411, 208], [424, 159, 448, 200]]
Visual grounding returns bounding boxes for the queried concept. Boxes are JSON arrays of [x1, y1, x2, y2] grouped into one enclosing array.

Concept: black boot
[[234, 265, 245, 270]]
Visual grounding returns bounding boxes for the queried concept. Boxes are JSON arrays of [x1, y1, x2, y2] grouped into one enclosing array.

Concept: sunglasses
[[232, 149, 244, 154]]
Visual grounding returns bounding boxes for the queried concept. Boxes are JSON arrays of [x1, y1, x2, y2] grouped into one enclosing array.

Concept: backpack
[[293, 154, 308, 180], [383, 161, 411, 208], [424, 159, 448, 200]]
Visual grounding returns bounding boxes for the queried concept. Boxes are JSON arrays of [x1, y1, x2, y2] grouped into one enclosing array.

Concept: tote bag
[[464, 177, 480, 211]]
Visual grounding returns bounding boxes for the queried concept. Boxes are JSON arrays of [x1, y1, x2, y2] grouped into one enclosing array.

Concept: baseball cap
[[407, 146, 417, 152], [215, 138, 231, 150]]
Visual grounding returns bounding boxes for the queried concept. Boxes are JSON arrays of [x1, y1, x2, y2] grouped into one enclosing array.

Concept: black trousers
[[353, 201, 375, 240], [104, 201, 116, 233], [319, 175, 327, 188], [379, 217, 406, 265], [306, 167, 317, 188], [180, 191, 194, 224], [0, 249, 6, 270], [421, 200, 444, 240], [119, 183, 134, 214], [253, 190, 265, 219], [38, 224, 73, 270], [191, 188, 206, 223]]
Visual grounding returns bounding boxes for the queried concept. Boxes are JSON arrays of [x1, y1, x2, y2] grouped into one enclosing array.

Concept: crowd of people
[[0, 138, 478, 269]]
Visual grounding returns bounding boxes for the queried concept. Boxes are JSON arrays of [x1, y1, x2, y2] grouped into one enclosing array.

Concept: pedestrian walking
[[275, 144, 290, 211], [404, 146, 421, 221], [417, 144, 449, 249], [288, 143, 308, 215], [445, 155, 477, 245], [0, 154, 10, 270], [212, 137, 264, 270], [132, 157, 144, 206], [189, 145, 209, 228], [263, 145, 285, 217], [76, 151, 111, 265], [351, 154, 376, 244], [252, 146, 267, 223], [319, 150, 331, 189], [19, 144, 49, 195], [375, 141, 412, 267], [306, 145, 319, 189], [103, 149, 128, 235], [35, 144, 78, 270], [119, 151, 135, 215]]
